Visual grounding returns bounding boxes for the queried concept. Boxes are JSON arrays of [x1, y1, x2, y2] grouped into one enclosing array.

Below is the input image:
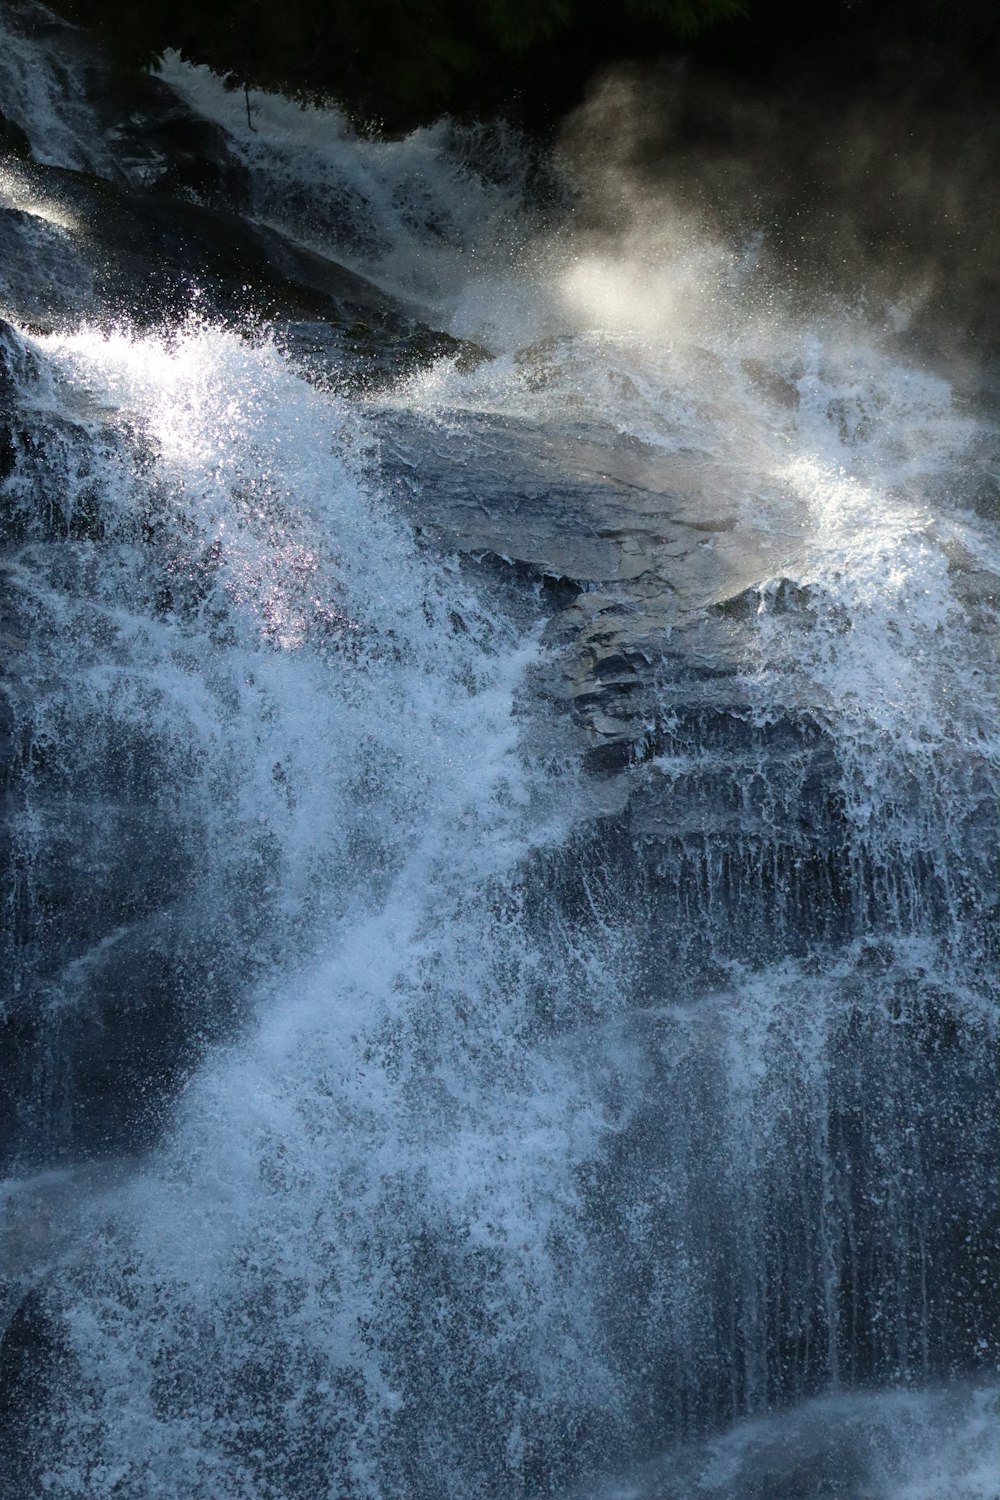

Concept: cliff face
[[0, 6, 998, 1499]]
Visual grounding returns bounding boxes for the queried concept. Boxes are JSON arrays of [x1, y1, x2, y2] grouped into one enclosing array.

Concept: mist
[[551, 61, 1000, 372]]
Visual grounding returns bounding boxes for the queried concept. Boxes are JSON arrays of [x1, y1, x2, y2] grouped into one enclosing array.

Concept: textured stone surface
[[376, 404, 808, 774]]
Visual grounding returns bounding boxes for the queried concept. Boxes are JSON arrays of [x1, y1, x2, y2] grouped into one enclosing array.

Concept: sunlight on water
[[0, 163, 83, 234], [158, 54, 545, 312], [0, 27, 998, 1500]]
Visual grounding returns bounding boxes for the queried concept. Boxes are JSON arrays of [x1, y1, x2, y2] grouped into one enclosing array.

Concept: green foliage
[[56, 0, 753, 124], [623, 0, 748, 35], [52, 0, 1000, 130], [482, 0, 574, 52]]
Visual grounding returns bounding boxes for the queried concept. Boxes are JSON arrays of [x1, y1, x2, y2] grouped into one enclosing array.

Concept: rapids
[[0, 6, 998, 1498]]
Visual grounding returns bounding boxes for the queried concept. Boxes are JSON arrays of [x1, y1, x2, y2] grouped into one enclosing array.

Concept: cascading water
[[1, 11, 998, 1499]]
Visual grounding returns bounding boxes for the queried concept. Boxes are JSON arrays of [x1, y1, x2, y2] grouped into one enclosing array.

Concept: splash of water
[[1, 28, 998, 1500]]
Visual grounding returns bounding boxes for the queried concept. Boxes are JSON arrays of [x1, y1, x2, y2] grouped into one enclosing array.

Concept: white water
[[4, 315, 623, 1500], [0, 3, 118, 176], [157, 53, 553, 315], [1, 34, 998, 1500]]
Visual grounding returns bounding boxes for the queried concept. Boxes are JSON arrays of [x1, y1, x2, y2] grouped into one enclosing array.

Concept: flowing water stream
[[0, 12, 998, 1498]]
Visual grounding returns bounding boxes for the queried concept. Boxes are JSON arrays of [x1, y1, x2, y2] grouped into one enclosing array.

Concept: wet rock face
[[0, 0, 248, 198], [0, 152, 408, 352], [373, 400, 861, 982], [0, 15, 997, 1493], [0, 322, 25, 484], [376, 404, 808, 774], [0, 151, 483, 387], [377, 408, 772, 591], [0, 108, 31, 161], [0, 1288, 69, 1493], [0, 321, 250, 1173], [375, 393, 998, 991], [0, 20, 484, 1174], [0, 6, 475, 387]]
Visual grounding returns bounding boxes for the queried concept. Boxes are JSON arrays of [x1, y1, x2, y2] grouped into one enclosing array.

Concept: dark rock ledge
[[375, 404, 812, 780]]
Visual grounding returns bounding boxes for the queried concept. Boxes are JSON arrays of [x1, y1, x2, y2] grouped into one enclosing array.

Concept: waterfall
[[1, 12, 998, 1499]]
